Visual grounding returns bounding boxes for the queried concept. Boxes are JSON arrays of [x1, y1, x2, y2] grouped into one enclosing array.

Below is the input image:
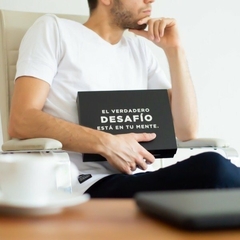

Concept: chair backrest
[[0, 10, 89, 142], [0, 111, 3, 149]]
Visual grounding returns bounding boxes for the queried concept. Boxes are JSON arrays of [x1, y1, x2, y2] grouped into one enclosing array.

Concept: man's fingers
[[135, 151, 155, 171], [136, 159, 150, 171], [105, 133, 156, 174], [131, 133, 156, 170], [143, 149, 155, 165], [129, 18, 175, 43], [153, 19, 165, 41], [132, 132, 156, 142], [108, 157, 133, 175], [138, 17, 151, 25]]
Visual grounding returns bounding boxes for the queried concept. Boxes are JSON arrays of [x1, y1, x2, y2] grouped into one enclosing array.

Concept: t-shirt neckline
[[81, 24, 124, 48]]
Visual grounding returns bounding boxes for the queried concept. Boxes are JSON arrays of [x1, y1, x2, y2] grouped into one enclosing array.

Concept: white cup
[[0, 158, 58, 206]]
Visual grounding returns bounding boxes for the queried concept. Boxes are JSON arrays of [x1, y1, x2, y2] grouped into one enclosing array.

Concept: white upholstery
[[0, 9, 88, 142], [0, 10, 89, 193], [0, 111, 3, 149], [2, 138, 62, 151]]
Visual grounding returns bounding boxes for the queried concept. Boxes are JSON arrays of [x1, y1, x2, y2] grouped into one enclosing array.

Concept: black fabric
[[85, 152, 240, 198]]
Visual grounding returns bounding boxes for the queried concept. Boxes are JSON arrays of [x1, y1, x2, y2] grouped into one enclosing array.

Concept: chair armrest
[[1, 138, 62, 151], [177, 138, 229, 148]]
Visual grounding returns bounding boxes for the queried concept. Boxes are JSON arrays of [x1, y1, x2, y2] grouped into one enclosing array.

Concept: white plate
[[0, 193, 90, 216]]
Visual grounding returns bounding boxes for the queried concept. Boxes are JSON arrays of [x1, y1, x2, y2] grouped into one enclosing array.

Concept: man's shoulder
[[30, 14, 87, 41], [34, 14, 59, 25], [34, 14, 83, 29]]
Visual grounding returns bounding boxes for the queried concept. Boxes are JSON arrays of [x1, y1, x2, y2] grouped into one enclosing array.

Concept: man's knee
[[192, 152, 240, 188], [189, 151, 228, 168]]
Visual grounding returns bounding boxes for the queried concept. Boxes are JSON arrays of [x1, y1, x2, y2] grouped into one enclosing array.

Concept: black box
[[76, 89, 177, 161]]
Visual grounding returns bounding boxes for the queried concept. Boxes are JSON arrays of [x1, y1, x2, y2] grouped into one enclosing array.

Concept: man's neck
[[84, 12, 124, 45]]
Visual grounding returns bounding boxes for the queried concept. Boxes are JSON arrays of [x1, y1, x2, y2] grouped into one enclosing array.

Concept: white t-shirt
[[15, 14, 171, 194]]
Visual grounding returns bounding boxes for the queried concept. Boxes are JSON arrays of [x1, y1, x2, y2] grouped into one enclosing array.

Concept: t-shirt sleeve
[[15, 14, 61, 85]]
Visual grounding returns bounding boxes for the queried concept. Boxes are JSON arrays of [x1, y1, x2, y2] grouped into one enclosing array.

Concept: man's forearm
[[8, 109, 109, 154], [8, 108, 157, 174], [165, 46, 198, 141]]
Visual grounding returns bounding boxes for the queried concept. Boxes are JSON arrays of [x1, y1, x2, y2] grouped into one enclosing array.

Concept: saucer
[[0, 192, 90, 216]]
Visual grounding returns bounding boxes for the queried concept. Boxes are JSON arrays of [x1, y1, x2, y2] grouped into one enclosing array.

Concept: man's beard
[[110, 0, 147, 30]]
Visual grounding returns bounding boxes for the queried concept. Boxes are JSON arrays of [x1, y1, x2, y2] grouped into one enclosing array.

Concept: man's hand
[[129, 17, 181, 50], [100, 133, 156, 174]]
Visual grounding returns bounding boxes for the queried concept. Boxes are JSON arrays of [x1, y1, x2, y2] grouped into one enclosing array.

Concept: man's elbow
[[176, 127, 198, 142], [8, 115, 28, 139]]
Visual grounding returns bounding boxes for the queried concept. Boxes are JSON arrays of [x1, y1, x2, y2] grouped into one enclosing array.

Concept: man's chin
[[128, 23, 147, 31]]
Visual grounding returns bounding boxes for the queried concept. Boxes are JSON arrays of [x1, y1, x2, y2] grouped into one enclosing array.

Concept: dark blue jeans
[[85, 152, 240, 198]]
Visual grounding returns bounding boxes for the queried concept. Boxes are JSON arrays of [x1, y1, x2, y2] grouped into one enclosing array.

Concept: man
[[8, 0, 240, 198]]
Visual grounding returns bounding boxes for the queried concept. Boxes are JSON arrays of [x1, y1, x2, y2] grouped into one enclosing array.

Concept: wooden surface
[[1, 199, 240, 240]]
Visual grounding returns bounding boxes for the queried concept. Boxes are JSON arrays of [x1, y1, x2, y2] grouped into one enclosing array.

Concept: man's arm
[[166, 46, 198, 141], [129, 18, 198, 141], [9, 77, 156, 174]]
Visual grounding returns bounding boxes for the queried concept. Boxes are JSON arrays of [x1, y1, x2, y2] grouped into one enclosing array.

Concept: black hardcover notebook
[[76, 89, 177, 162], [135, 190, 240, 230]]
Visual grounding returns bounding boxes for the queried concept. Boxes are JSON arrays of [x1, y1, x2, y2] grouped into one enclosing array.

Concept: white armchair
[[0, 10, 90, 193], [0, 9, 238, 178]]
